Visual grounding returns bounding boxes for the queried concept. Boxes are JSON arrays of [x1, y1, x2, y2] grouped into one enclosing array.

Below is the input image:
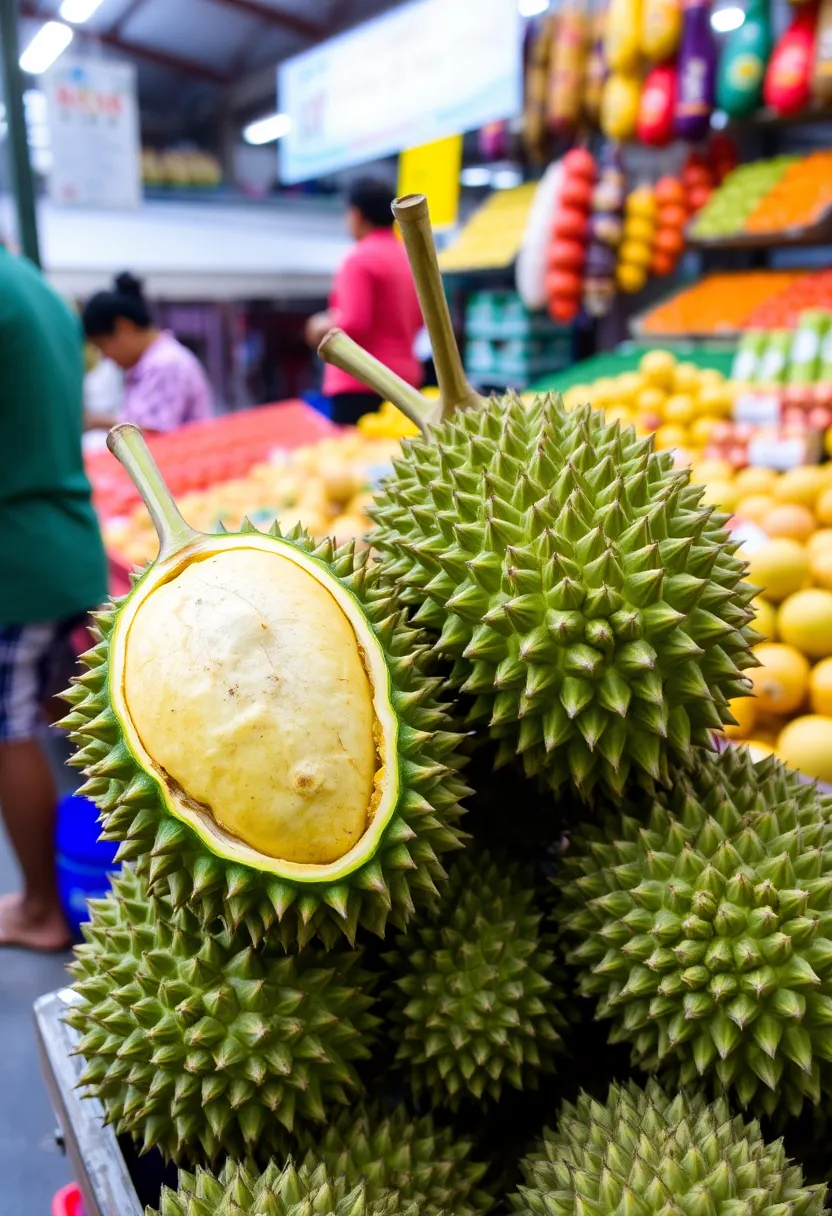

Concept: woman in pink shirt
[[306, 179, 424, 425], [83, 273, 212, 435]]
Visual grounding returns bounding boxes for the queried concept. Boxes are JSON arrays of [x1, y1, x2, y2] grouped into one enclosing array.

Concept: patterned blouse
[[122, 331, 212, 432]]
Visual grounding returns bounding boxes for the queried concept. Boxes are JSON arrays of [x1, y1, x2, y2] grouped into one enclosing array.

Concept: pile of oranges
[[744, 151, 832, 234], [641, 271, 802, 336]]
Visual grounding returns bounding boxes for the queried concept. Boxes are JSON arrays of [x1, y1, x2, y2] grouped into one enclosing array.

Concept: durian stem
[[107, 424, 199, 559], [391, 193, 485, 419], [317, 328, 435, 435]]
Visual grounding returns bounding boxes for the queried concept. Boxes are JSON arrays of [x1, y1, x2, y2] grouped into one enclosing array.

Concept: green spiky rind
[[370, 393, 759, 799], [383, 850, 567, 1109], [60, 522, 471, 949], [149, 1157, 424, 1216], [294, 1103, 492, 1216], [556, 746, 832, 1119], [66, 868, 379, 1163], [510, 1079, 827, 1215]]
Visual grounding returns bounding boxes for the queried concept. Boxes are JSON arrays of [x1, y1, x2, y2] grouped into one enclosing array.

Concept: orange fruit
[[772, 466, 828, 509], [751, 597, 777, 641], [749, 642, 810, 714], [816, 485, 832, 526], [760, 503, 816, 544], [810, 547, 832, 590], [734, 467, 779, 497], [808, 528, 832, 557], [723, 695, 757, 740]]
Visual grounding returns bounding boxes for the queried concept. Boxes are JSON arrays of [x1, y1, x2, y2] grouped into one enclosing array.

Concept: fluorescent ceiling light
[[20, 22, 73, 74], [711, 6, 744, 31], [460, 166, 492, 187], [518, 0, 550, 15], [492, 167, 524, 190], [243, 113, 292, 145], [59, 0, 105, 22]]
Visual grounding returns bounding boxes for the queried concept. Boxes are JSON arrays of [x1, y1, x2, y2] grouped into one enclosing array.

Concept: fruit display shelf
[[688, 202, 832, 250], [86, 401, 337, 524]]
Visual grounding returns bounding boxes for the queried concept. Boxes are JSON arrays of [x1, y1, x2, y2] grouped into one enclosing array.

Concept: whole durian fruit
[[60, 424, 469, 948], [318, 196, 758, 800], [296, 1103, 491, 1216], [557, 746, 832, 1118], [148, 1158, 421, 1216], [511, 1079, 827, 1215], [66, 868, 378, 1161], [383, 850, 566, 1108]]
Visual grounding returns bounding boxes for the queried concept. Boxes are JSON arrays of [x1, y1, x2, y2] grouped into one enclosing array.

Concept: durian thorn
[[317, 328, 434, 435], [391, 193, 485, 420], [107, 424, 200, 560]]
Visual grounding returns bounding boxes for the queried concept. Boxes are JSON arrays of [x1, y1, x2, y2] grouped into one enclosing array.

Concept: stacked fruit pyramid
[[61, 195, 832, 1215]]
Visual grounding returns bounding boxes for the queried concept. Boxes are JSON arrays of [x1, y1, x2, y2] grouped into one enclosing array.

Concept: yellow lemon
[[696, 384, 733, 419], [616, 263, 648, 294], [776, 715, 832, 783], [653, 424, 688, 450], [723, 695, 757, 740], [691, 458, 734, 484], [810, 658, 832, 715], [777, 588, 832, 659], [638, 348, 676, 391], [635, 387, 667, 416], [751, 597, 777, 641], [589, 377, 619, 407], [746, 538, 810, 603], [673, 362, 700, 393], [696, 368, 725, 390], [810, 547, 832, 590], [663, 393, 696, 426], [563, 384, 592, 410], [749, 642, 810, 714], [615, 372, 645, 402], [772, 466, 829, 509], [688, 417, 718, 447], [807, 528, 832, 557], [815, 485, 832, 526], [734, 466, 779, 497], [735, 494, 775, 525], [700, 480, 739, 511], [604, 405, 635, 425]]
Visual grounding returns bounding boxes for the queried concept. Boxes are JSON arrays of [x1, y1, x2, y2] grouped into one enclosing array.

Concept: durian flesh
[[122, 545, 378, 866], [114, 533, 390, 876]]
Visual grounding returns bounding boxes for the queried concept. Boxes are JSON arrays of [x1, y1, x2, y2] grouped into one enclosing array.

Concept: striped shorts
[[0, 619, 83, 744]]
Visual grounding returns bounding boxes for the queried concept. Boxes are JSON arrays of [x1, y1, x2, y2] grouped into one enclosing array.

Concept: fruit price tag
[[734, 392, 781, 425], [747, 435, 818, 469]]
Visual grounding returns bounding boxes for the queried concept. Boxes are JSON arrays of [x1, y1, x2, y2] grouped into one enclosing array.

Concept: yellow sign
[[397, 135, 463, 230]]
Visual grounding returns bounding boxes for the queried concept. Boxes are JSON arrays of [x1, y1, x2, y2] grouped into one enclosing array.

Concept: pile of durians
[[61, 195, 832, 1216]]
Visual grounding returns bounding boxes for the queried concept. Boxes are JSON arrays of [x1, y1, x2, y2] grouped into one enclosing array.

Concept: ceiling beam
[[19, 1, 230, 82], [208, 0, 324, 41]]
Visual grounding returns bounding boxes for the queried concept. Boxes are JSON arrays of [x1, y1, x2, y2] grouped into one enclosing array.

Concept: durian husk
[[61, 523, 471, 949]]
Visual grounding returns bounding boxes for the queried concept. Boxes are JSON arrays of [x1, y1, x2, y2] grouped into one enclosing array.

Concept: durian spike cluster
[[59, 195, 832, 1213]]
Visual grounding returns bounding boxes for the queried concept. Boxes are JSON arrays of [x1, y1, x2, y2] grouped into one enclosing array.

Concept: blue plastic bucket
[[55, 794, 120, 938]]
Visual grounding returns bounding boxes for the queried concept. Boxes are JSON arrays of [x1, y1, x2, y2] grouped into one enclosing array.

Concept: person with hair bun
[[82, 273, 212, 434], [305, 177, 423, 425]]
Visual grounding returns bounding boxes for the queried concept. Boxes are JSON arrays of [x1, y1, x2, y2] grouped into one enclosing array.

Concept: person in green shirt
[[0, 244, 107, 951]]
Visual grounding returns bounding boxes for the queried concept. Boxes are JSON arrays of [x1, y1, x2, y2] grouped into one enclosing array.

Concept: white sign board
[[278, 0, 523, 185], [44, 57, 141, 208]]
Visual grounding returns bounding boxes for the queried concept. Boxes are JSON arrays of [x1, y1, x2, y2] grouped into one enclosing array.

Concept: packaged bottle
[[758, 330, 793, 385], [764, 2, 818, 116], [731, 330, 768, 383], [788, 311, 832, 383], [716, 0, 772, 115], [812, 0, 832, 101], [674, 0, 718, 139]]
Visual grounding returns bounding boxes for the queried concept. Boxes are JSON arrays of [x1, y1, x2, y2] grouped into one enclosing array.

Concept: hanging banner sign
[[279, 0, 522, 184], [43, 57, 141, 208], [397, 135, 463, 230]]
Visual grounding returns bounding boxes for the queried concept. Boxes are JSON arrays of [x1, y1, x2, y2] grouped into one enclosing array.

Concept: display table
[[35, 990, 143, 1216]]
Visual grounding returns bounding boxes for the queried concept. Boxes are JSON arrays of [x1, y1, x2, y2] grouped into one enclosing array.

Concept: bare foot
[[0, 892, 72, 952]]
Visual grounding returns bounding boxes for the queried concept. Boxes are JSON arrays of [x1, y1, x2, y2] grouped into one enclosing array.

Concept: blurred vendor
[[305, 178, 423, 425], [82, 273, 213, 434]]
